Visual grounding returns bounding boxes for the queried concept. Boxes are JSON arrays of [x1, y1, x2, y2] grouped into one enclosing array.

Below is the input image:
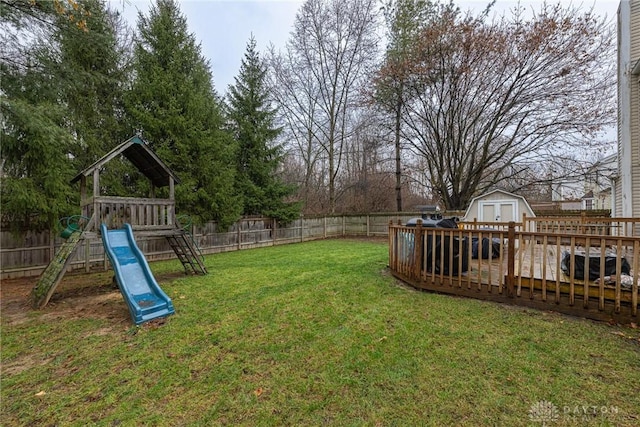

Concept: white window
[[584, 199, 594, 210]]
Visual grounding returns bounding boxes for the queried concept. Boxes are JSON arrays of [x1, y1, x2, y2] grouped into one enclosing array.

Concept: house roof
[[70, 135, 180, 187], [600, 187, 612, 194], [581, 190, 594, 199], [587, 153, 617, 174]]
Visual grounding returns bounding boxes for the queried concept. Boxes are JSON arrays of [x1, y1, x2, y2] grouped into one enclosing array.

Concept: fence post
[[324, 216, 327, 239], [273, 218, 277, 246], [388, 220, 394, 270], [83, 239, 89, 272], [367, 215, 370, 237], [49, 229, 55, 264], [507, 221, 516, 297]]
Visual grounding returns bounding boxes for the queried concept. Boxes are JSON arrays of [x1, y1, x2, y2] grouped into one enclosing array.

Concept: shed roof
[[466, 189, 531, 204], [462, 189, 536, 220], [70, 135, 180, 187]]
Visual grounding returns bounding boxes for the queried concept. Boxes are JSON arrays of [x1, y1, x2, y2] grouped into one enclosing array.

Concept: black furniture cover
[[560, 251, 631, 281], [406, 217, 469, 275]]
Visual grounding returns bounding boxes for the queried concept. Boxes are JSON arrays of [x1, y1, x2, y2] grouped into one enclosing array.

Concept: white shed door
[[479, 200, 517, 222]]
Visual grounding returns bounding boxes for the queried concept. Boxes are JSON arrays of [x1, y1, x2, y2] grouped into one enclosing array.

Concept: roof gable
[[462, 189, 536, 221], [468, 189, 523, 203], [70, 135, 180, 188]]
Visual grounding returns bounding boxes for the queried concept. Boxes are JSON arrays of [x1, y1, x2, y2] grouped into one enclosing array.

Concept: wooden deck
[[389, 221, 640, 323]]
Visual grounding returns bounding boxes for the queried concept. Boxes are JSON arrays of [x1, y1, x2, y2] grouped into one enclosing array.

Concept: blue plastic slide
[[101, 223, 175, 325]]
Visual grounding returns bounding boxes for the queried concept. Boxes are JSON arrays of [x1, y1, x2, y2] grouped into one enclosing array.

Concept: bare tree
[[336, 108, 397, 212], [381, 3, 616, 210], [285, 0, 379, 213], [375, 0, 437, 212], [268, 46, 324, 211]]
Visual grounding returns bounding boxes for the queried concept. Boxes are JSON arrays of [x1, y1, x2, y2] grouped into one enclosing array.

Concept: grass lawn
[[2, 239, 640, 426]]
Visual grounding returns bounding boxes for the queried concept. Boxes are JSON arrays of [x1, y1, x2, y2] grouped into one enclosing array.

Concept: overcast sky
[[113, 0, 620, 95]]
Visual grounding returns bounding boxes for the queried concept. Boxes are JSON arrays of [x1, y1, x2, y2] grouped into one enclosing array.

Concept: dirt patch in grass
[[1, 269, 182, 378], [1, 270, 185, 326]]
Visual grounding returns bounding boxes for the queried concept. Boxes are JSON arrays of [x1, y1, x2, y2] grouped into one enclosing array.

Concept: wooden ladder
[[165, 231, 207, 275]]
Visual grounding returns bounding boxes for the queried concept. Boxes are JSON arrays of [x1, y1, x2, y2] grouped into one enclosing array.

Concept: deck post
[[507, 221, 516, 297], [92, 169, 100, 232], [388, 220, 394, 273], [80, 176, 87, 203], [413, 220, 424, 282], [580, 211, 587, 234]]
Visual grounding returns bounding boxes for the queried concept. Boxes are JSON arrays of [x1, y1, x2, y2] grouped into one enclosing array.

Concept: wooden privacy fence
[[389, 220, 639, 323], [1, 213, 417, 279]]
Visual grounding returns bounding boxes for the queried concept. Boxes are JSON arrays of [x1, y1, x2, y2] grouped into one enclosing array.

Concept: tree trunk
[[394, 95, 403, 212]]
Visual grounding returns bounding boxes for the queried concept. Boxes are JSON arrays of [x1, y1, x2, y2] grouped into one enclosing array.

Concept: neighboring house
[[550, 153, 617, 210], [551, 175, 584, 204], [582, 153, 617, 210], [615, 0, 640, 218]]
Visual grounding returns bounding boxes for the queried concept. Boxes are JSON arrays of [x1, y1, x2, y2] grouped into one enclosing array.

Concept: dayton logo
[[528, 400, 560, 426]]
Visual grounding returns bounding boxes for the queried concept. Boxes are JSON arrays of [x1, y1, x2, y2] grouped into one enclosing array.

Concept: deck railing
[[525, 215, 639, 236], [389, 220, 639, 323], [461, 215, 640, 236], [81, 196, 175, 231]]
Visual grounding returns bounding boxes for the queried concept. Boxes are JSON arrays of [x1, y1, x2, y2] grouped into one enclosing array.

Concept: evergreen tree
[[227, 37, 300, 223], [126, 0, 241, 227], [1, 74, 76, 231], [52, 0, 136, 195], [1, 1, 76, 231], [1, 0, 136, 230]]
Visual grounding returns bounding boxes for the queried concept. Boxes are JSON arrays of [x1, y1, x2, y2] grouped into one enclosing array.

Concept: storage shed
[[461, 189, 536, 223]]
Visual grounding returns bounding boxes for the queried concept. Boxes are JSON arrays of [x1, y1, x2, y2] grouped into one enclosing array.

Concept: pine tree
[[1, 81, 76, 231], [226, 37, 300, 223], [1, 1, 77, 230], [1, 0, 138, 230], [126, 0, 241, 227], [52, 0, 136, 195]]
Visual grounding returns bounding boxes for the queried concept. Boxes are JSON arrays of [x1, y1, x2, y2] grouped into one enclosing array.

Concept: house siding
[[630, 0, 640, 218], [617, 0, 640, 218], [616, 2, 625, 217]]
